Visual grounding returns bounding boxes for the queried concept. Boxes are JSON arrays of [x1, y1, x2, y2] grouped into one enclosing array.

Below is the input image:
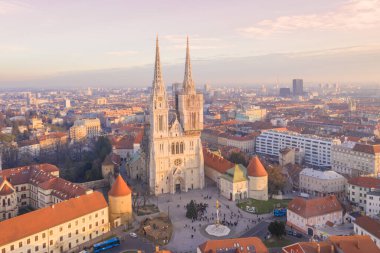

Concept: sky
[[0, 0, 380, 88]]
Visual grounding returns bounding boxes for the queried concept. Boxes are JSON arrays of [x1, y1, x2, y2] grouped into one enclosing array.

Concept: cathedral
[[148, 37, 205, 195]]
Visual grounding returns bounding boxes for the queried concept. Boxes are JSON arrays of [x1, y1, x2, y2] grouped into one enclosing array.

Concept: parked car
[[129, 232, 137, 238]]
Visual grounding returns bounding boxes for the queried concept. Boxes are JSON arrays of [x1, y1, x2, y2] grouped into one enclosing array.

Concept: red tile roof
[[247, 156, 267, 177], [352, 143, 380, 154], [198, 237, 268, 253], [0, 191, 108, 247], [0, 164, 87, 200], [328, 235, 380, 253], [203, 148, 234, 174], [354, 216, 380, 239], [348, 177, 380, 189], [109, 175, 132, 197], [288, 195, 343, 218]]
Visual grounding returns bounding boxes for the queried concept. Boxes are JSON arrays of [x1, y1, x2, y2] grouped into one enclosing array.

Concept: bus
[[93, 237, 121, 253], [273, 208, 287, 217]]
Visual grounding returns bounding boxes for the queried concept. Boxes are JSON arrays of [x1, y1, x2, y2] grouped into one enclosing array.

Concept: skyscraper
[[292, 79, 304, 95]]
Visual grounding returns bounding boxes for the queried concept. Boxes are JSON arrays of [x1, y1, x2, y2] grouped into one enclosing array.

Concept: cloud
[[161, 34, 229, 51], [238, 0, 380, 36], [106, 50, 138, 56], [0, 1, 29, 15]]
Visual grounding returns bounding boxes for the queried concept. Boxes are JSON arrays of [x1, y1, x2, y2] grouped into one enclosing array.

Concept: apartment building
[[366, 191, 380, 218], [299, 168, 346, 199], [256, 129, 341, 167], [332, 142, 380, 177], [0, 191, 109, 253], [347, 177, 380, 211]]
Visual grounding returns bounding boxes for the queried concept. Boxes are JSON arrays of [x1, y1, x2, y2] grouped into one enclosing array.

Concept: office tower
[[292, 79, 304, 95]]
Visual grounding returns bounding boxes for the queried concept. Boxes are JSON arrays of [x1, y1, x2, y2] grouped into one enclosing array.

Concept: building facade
[[366, 191, 380, 218], [0, 191, 109, 253], [347, 177, 380, 211], [287, 195, 343, 234], [256, 129, 341, 167], [148, 37, 204, 195], [331, 143, 380, 177], [299, 168, 346, 199]]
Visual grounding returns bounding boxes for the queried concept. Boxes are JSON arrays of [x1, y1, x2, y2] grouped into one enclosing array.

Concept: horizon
[[0, 0, 380, 88]]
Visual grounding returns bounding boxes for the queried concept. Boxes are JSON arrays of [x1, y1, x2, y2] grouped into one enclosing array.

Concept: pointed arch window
[[176, 142, 179, 154], [180, 142, 184, 153], [172, 143, 175, 154]]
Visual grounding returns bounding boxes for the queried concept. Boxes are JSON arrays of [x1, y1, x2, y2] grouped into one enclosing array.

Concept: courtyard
[[152, 185, 273, 253]]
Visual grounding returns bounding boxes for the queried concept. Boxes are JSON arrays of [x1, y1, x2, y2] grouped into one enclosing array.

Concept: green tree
[[268, 221, 286, 237], [267, 165, 286, 195], [186, 200, 198, 219], [229, 152, 247, 166]]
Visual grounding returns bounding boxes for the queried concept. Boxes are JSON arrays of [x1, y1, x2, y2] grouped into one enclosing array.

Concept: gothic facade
[[149, 37, 204, 195]]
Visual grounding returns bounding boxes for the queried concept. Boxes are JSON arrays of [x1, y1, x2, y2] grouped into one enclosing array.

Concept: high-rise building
[[279, 88, 291, 97], [149, 37, 204, 195], [292, 79, 304, 95]]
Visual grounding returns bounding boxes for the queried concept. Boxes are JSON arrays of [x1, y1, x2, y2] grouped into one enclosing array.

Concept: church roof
[[223, 164, 247, 183], [203, 148, 234, 174], [109, 174, 132, 197], [247, 156, 268, 177], [0, 178, 15, 196]]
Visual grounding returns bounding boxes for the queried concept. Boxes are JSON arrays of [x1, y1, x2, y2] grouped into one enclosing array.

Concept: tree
[[267, 165, 286, 195], [268, 221, 286, 237], [229, 152, 247, 166], [186, 200, 198, 219]]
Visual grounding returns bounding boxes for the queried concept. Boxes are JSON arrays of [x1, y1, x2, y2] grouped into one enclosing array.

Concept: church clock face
[[174, 158, 182, 166]]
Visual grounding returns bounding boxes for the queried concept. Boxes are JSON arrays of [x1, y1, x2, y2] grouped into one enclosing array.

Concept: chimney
[[317, 243, 320, 253], [155, 246, 160, 252], [356, 239, 360, 249], [330, 244, 335, 253]]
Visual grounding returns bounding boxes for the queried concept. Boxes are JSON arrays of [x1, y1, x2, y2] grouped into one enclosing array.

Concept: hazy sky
[[0, 0, 379, 88]]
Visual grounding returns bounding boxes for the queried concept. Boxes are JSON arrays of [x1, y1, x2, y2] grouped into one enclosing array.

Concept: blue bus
[[93, 237, 120, 253], [273, 208, 287, 217]]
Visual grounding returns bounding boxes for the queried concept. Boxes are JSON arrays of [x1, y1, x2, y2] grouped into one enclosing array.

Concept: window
[[43, 243, 46, 249], [10, 245, 14, 251], [35, 246, 38, 251], [27, 239, 30, 244], [35, 235, 38, 241], [19, 242, 22, 247], [60, 236, 63, 242]]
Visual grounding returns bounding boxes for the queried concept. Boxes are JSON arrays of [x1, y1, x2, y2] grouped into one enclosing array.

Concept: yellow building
[[108, 175, 133, 228], [0, 192, 109, 253]]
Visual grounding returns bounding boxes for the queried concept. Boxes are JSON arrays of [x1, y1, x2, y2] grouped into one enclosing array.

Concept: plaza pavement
[[154, 185, 273, 253]]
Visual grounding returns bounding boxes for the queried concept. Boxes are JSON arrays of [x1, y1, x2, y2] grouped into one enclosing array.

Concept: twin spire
[[152, 36, 195, 94]]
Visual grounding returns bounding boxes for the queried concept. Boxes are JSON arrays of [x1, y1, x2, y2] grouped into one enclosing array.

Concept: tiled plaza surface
[[153, 185, 272, 253]]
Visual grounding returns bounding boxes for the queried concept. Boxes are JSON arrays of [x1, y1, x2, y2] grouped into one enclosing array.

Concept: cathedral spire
[[183, 36, 195, 93], [153, 35, 165, 93]]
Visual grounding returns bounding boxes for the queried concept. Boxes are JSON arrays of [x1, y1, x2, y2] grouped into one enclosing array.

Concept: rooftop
[[300, 168, 345, 180], [354, 216, 380, 239], [288, 195, 343, 218], [198, 237, 268, 253], [348, 177, 380, 189], [0, 191, 108, 247]]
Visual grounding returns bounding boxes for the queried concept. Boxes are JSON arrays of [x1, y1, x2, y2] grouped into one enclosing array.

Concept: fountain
[[205, 200, 230, 237]]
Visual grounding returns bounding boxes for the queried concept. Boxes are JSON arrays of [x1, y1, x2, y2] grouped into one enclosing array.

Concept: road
[[106, 235, 155, 253], [240, 220, 270, 238]]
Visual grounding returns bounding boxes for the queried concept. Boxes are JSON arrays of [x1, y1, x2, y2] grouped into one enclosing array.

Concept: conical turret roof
[[108, 175, 132, 197], [247, 156, 268, 177]]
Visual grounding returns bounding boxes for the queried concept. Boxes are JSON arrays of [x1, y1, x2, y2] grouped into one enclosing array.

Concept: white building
[[148, 37, 204, 195], [287, 195, 343, 234], [256, 129, 340, 167], [332, 143, 380, 177], [354, 216, 380, 248], [299, 168, 346, 199], [366, 191, 380, 218], [347, 177, 380, 211]]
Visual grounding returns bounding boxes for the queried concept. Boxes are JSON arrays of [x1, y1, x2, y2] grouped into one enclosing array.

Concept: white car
[[129, 232, 137, 238]]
